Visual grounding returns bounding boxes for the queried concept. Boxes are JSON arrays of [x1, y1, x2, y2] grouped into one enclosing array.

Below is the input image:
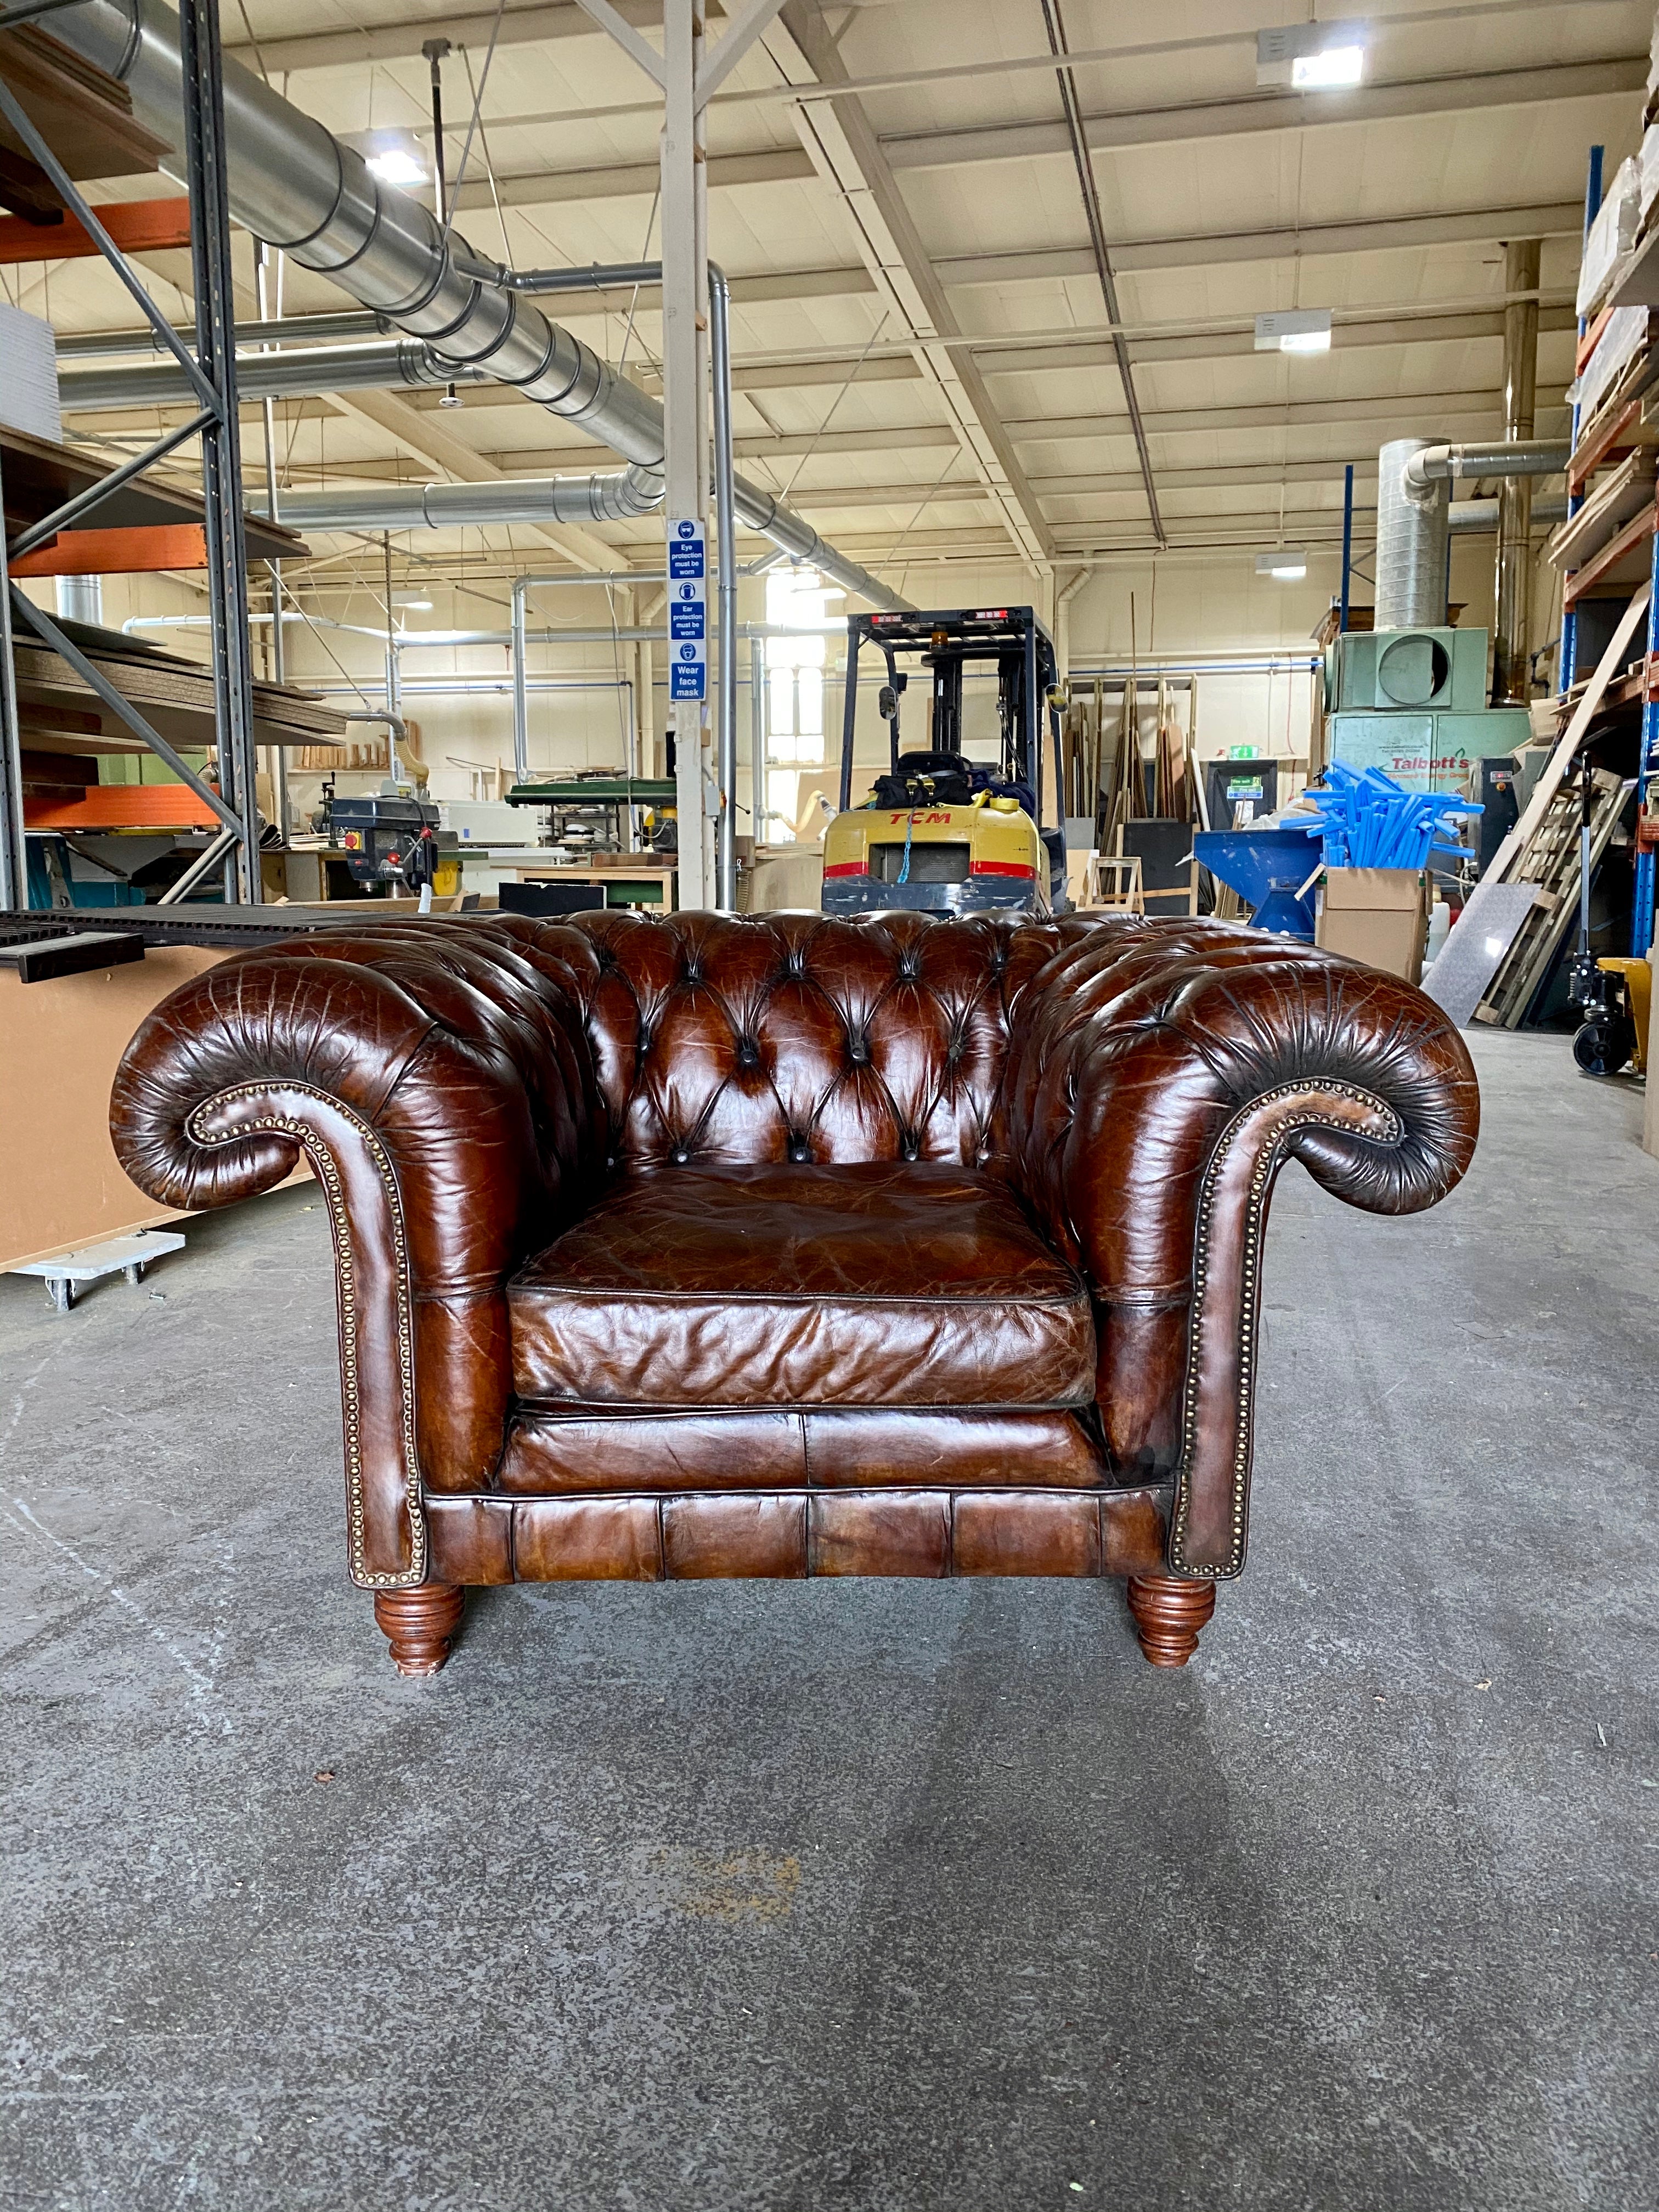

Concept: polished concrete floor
[[2, 1028, 1655, 2212]]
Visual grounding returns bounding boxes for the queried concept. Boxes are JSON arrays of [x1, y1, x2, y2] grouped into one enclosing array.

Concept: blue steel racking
[[1560, 142, 1659, 957]]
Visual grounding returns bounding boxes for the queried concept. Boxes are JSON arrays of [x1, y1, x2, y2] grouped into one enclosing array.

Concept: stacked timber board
[[12, 618, 348, 757], [0, 25, 168, 204], [0, 421, 303, 565], [1549, 42, 1659, 607]]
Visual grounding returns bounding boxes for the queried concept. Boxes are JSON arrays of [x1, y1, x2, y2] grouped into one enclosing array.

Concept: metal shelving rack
[[0, 0, 261, 910], [1559, 140, 1659, 959]]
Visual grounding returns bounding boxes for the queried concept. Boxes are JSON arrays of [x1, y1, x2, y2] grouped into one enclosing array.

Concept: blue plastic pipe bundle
[[1296, 761, 1481, 871]]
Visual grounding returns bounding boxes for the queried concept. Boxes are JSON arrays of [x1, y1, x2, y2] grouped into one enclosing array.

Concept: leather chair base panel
[[493, 1404, 1111, 1496], [425, 1485, 1170, 1585]]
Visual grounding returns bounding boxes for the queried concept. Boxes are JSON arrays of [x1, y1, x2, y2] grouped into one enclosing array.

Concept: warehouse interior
[[1, 3, 1656, 2206]]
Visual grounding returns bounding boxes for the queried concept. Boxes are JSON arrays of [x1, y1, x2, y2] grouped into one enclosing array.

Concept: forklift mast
[[838, 606, 1063, 813]]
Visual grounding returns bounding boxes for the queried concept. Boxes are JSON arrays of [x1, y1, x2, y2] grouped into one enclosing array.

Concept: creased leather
[[510, 1161, 1093, 1407], [109, 911, 1478, 1589], [499, 1406, 1108, 1492]]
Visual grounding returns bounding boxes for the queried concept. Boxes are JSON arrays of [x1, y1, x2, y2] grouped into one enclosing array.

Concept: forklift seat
[[874, 752, 977, 808]]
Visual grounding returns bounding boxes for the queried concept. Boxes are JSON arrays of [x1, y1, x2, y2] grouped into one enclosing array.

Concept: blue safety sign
[[669, 581, 705, 640], [667, 518, 707, 698], [668, 517, 706, 580]]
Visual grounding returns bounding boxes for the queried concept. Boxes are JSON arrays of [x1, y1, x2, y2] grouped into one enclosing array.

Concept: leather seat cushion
[[509, 1161, 1095, 1409], [496, 1407, 1109, 1493]]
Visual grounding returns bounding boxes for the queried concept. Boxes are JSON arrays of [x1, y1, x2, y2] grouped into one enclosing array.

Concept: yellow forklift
[[820, 606, 1070, 916]]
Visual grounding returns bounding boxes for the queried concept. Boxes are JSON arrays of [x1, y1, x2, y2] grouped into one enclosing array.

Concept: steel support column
[[1560, 146, 1604, 695], [710, 262, 738, 908], [750, 635, 766, 849], [0, 447, 22, 909], [180, 0, 261, 901], [663, 0, 711, 909], [1493, 239, 1542, 705], [1634, 528, 1659, 956]]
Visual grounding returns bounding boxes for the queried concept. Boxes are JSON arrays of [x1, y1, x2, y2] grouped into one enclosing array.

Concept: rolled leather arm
[[1000, 918, 1479, 1578], [110, 926, 598, 1585]]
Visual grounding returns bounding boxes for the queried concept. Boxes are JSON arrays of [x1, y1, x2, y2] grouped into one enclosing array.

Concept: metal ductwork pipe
[[1378, 432, 1570, 628], [1448, 494, 1568, 535], [1400, 439, 1568, 494], [1376, 438, 1452, 629], [257, 468, 665, 531], [1493, 239, 1543, 706], [60, 337, 476, 411], [40, 0, 909, 613], [58, 307, 388, 358]]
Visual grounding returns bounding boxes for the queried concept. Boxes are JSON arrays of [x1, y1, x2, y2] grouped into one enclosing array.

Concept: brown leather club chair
[[110, 911, 1479, 1675]]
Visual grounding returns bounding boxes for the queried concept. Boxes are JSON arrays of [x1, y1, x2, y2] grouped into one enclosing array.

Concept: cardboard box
[[1, 946, 309, 1272], [1315, 867, 1429, 984]]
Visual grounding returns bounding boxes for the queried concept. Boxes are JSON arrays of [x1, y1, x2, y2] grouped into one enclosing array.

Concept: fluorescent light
[[366, 143, 427, 187], [1293, 43, 1365, 87], [1256, 549, 1308, 581], [1257, 19, 1368, 88], [394, 596, 433, 611], [1255, 309, 1333, 354]]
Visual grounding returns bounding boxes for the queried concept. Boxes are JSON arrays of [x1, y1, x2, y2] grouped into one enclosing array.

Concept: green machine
[[1325, 625, 1531, 794]]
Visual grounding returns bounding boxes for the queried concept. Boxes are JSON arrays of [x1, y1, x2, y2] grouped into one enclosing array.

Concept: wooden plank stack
[[13, 622, 348, 758]]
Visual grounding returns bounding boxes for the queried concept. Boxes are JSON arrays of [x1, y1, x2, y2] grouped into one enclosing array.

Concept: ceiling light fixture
[[1256, 20, 1368, 90], [1256, 549, 1308, 581], [1293, 43, 1365, 88], [394, 596, 433, 611], [365, 137, 427, 187], [1255, 309, 1333, 355]]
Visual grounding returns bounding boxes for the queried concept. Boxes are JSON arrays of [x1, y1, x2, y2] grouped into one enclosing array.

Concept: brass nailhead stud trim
[[187, 1085, 426, 1590], [1169, 1080, 1400, 1581]]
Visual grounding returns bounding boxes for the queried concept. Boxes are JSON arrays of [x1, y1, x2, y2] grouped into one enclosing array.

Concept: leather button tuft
[[673, 1148, 690, 1165], [848, 1039, 869, 1065], [736, 1038, 760, 1068]]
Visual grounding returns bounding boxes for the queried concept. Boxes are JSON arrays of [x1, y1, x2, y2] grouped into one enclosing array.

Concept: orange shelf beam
[[24, 785, 222, 832], [12, 524, 210, 576], [0, 196, 194, 265]]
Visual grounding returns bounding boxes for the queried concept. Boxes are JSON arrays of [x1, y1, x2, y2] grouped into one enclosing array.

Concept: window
[[762, 568, 840, 841]]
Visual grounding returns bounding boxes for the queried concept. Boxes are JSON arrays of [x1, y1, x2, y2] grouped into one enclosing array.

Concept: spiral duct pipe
[[42, 0, 909, 611]]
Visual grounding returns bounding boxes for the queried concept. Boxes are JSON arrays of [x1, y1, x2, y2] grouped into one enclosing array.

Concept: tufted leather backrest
[[482, 908, 1056, 1172]]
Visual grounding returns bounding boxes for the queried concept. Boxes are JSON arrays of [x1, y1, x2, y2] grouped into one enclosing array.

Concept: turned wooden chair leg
[[374, 1583, 464, 1677], [1126, 1574, 1216, 1667]]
